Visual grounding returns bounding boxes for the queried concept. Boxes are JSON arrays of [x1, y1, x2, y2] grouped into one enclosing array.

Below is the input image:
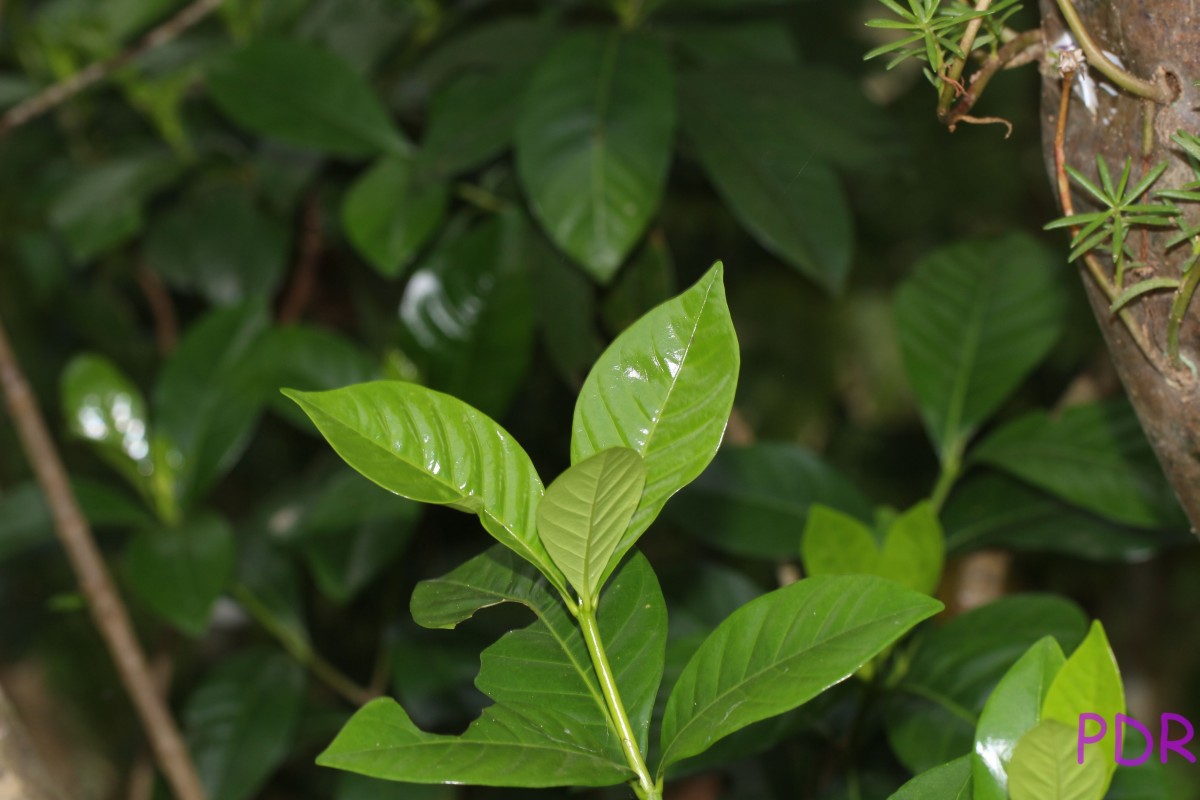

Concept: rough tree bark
[[1039, 0, 1200, 530]]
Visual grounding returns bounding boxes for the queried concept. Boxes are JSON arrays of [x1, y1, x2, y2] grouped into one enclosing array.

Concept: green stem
[[1054, 0, 1174, 103], [1168, 250, 1200, 364], [234, 584, 375, 706], [930, 443, 963, 514], [578, 607, 659, 800], [937, 0, 992, 117]]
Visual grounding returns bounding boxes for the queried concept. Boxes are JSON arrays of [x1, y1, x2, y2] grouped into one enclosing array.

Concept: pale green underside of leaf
[[324, 548, 665, 786], [657, 574, 942, 774], [537, 447, 645, 603], [894, 234, 1064, 461], [571, 263, 739, 586], [1008, 721, 1107, 800], [284, 382, 564, 593]]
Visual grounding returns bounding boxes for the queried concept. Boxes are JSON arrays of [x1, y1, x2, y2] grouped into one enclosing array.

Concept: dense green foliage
[[1, 1, 1199, 799]]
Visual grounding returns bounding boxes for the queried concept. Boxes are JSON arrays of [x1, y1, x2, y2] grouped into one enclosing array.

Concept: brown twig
[[277, 193, 324, 325], [1052, 70, 1167, 373], [126, 642, 178, 800], [0, 315, 207, 800], [937, 0, 994, 116], [944, 29, 1044, 130], [134, 264, 178, 355], [0, 0, 225, 137]]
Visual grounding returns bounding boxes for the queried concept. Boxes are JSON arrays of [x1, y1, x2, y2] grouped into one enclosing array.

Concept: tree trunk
[[1039, 0, 1200, 531]]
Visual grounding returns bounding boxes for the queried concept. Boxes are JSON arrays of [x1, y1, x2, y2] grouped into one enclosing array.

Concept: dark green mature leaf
[[284, 382, 565, 594], [0, 479, 152, 563], [668, 443, 871, 558], [398, 213, 535, 418], [336, 774, 454, 800], [972, 400, 1186, 529], [601, 233, 675, 337], [255, 325, 378, 432], [154, 301, 271, 506], [973, 637, 1066, 800], [61, 354, 157, 494], [1008, 721, 1107, 800], [894, 235, 1065, 462], [801, 502, 944, 595], [658, 575, 942, 774], [890, 756, 972, 799], [516, 30, 675, 281], [669, 23, 800, 67], [943, 473, 1191, 561], [537, 448, 645, 604], [679, 69, 853, 292], [422, 67, 531, 177], [326, 550, 666, 786], [49, 153, 180, 261], [885, 595, 1088, 773], [207, 39, 407, 158], [124, 513, 234, 636], [572, 263, 739, 582], [185, 647, 306, 800], [533, 245, 604, 388], [342, 155, 447, 277], [145, 186, 288, 305]]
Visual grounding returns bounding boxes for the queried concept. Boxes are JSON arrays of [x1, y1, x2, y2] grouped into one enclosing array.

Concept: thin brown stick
[[126, 642, 177, 800], [938, 0, 993, 116], [277, 193, 323, 325], [135, 264, 178, 355], [0, 0, 224, 137], [0, 316, 207, 800], [1053, 72, 1168, 374]]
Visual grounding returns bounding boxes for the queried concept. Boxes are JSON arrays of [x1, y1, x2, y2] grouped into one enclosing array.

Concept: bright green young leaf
[[572, 263, 739, 584], [342, 155, 448, 277], [515, 30, 675, 281], [889, 755, 972, 799], [1008, 720, 1108, 800], [537, 447, 646, 605], [326, 549, 666, 785], [145, 186, 288, 305], [972, 400, 1186, 529], [801, 502, 944, 595], [657, 575, 942, 774], [185, 647, 306, 800], [283, 382, 565, 594], [679, 70, 852, 293], [398, 213, 535, 419], [1042, 622, 1125, 793], [885, 595, 1088, 773], [154, 301, 271, 506], [61, 354, 157, 494], [894, 234, 1065, 463], [667, 443, 872, 558], [973, 637, 1067, 800], [943, 473, 1192, 561], [207, 39, 408, 158], [123, 513, 235, 637]]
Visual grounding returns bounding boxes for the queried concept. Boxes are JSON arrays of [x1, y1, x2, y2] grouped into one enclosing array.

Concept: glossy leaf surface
[[326, 549, 666, 785], [537, 448, 645, 604], [516, 31, 675, 281], [885, 595, 1087, 773], [1008, 721, 1107, 800], [285, 381, 563, 591], [972, 400, 1185, 528], [973, 637, 1067, 800], [342, 155, 447, 277], [894, 234, 1065, 462], [889, 755, 972, 800], [207, 39, 407, 158], [801, 502, 944, 595], [572, 263, 738, 582], [668, 443, 872, 558], [124, 513, 235, 637], [658, 575, 942, 773], [185, 648, 306, 800]]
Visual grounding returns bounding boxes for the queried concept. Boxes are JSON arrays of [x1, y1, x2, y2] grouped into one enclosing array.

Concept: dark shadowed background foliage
[[1, 0, 1199, 798]]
